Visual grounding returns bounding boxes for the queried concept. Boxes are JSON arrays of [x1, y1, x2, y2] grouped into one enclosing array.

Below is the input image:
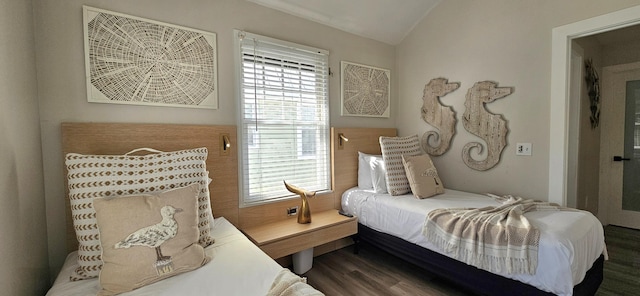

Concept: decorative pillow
[[65, 147, 214, 281], [402, 154, 444, 198], [379, 135, 423, 195], [93, 184, 211, 295], [370, 157, 388, 194]]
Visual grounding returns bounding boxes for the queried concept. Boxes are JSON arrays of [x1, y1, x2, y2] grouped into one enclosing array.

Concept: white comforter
[[47, 217, 284, 296], [341, 188, 607, 296]]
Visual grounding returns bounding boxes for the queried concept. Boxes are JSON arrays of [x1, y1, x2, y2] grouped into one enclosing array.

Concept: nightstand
[[242, 209, 357, 273]]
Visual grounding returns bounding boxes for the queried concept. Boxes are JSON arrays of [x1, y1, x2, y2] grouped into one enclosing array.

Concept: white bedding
[[47, 217, 284, 296], [342, 187, 607, 296]]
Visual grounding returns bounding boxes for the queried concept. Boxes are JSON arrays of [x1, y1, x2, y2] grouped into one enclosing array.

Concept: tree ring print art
[[83, 6, 218, 109], [341, 61, 390, 117]]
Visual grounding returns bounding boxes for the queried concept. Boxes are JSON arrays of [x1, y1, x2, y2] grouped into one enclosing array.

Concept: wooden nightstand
[[242, 209, 357, 259]]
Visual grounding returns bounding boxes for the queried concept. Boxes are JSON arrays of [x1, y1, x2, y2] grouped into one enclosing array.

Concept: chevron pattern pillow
[[379, 135, 424, 196], [65, 147, 214, 281]]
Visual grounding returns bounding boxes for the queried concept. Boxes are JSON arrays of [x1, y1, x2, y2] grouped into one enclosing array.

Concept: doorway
[[550, 5, 640, 226]]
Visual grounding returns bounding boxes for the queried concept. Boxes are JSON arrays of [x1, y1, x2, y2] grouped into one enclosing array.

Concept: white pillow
[[358, 152, 381, 189], [370, 157, 388, 194]]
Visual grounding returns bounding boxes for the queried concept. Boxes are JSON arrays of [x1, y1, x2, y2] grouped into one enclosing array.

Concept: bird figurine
[[115, 205, 183, 262], [284, 181, 316, 224]]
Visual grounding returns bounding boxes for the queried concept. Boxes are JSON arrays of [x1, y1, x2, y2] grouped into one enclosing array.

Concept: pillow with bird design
[[93, 183, 211, 295]]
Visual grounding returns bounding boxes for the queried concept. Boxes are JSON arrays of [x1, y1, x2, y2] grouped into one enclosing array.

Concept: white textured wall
[[396, 0, 640, 200], [34, 0, 396, 280], [0, 0, 50, 294]]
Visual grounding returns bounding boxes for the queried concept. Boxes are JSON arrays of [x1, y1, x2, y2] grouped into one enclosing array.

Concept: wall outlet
[[287, 206, 298, 216], [516, 143, 532, 156]]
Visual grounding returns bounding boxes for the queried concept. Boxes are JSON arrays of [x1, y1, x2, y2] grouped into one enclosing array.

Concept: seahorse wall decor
[[462, 81, 513, 171], [420, 78, 460, 155]]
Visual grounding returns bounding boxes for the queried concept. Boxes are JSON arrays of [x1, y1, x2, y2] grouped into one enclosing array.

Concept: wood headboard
[[330, 127, 397, 208], [61, 122, 238, 253], [60, 123, 396, 252]]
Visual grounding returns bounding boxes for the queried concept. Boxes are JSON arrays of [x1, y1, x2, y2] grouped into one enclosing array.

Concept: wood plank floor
[[301, 225, 640, 296], [596, 225, 640, 296]]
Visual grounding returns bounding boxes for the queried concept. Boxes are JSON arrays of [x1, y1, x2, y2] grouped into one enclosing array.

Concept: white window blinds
[[235, 30, 331, 206]]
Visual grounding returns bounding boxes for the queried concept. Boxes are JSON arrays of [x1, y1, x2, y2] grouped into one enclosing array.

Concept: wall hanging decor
[[420, 78, 460, 155], [341, 61, 390, 117], [584, 58, 600, 128], [462, 81, 513, 171], [83, 6, 218, 109]]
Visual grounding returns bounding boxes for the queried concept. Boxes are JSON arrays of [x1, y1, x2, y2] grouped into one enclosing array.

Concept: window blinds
[[236, 30, 330, 206]]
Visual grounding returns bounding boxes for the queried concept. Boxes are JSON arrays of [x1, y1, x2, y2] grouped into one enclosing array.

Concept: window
[[235, 30, 330, 206]]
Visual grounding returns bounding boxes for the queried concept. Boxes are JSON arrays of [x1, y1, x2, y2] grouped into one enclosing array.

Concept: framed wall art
[[340, 61, 390, 117], [83, 6, 218, 109]]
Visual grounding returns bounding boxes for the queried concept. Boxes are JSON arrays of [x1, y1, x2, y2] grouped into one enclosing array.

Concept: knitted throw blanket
[[422, 194, 576, 275]]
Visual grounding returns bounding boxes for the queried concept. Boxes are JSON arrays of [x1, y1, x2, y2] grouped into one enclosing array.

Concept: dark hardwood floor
[[301, 225, 640, 296], [596, 225, 640, 296]]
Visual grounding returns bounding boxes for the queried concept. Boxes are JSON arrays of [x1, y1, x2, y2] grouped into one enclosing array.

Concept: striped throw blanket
[[423, 194, 576, 275]]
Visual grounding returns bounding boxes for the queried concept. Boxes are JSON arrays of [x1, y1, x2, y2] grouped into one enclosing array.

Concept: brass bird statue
[[284, 181, 316, 224]]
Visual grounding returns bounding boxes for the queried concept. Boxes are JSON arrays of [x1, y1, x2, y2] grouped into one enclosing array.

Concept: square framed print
[[340, 61, 390, 117], [83, 6, 218, 109]]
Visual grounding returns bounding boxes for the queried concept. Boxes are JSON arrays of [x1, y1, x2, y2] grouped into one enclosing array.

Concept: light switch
[[516, 143, 532, 156]]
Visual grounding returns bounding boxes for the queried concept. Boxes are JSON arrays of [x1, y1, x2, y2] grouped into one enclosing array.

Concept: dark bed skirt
[[356, 223, 604, 296]]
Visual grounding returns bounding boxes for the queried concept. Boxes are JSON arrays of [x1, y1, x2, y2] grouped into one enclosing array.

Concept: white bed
[[47, 217, 289, 296], [342, 187, 607, 296], [51, 123, 323, 296]]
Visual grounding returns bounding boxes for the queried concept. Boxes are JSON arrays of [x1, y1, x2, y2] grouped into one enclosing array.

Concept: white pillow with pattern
[[379, 135, 423, 196]]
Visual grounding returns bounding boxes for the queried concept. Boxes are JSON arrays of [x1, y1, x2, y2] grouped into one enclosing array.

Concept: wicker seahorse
[[420, 78, 460, 156], [461, 81, 512, 171]]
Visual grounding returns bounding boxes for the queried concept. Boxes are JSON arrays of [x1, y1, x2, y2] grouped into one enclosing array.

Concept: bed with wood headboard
[[60, 122, 240, 251], [47, 122, 322, 296], [331, 127, 605, 296]]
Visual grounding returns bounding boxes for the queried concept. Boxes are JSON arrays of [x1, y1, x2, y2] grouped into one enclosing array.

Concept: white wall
[[396, 0, 640, 200], [603, 37, 640, 67], [34, 0, 397, 280], [36, 0, 640, 284], [572, 37, 602, 214], [0, 0, 50, 294]]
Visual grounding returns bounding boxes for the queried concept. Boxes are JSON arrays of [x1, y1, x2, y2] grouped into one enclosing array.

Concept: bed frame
[[331, 127, 604, 296], [357, 224, 604, 295]]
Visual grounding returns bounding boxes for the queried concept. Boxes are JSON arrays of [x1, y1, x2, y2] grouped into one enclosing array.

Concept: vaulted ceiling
[[246, 0, 442, 45]]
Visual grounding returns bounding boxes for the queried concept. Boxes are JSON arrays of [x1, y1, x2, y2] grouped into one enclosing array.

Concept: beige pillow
[[402, 154, 444, 198], [65, 147, 214, 280], [94, 184, 211, 295], [379, 135, 423, 195]]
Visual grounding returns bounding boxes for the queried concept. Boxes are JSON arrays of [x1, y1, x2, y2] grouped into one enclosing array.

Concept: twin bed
[[332, 127, 606, 296], [47, 124, 605, 295], [48, 217, 290, 295], [342, 188, 605, 295], [47, 123, 322, 296]]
